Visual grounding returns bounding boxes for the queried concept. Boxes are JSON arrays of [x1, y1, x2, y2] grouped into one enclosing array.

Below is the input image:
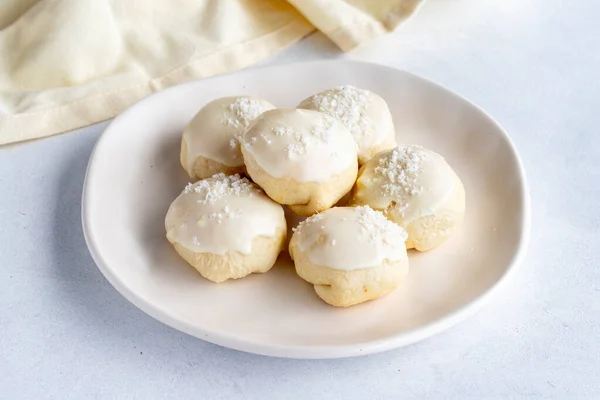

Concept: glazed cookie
[[351, 145, 465, 251], [181, 96, 275, 180], [289, 206, 409, 307], [298, 85, 396, 165], [165, 173, 286, 282], [240, 109, 358, 216]]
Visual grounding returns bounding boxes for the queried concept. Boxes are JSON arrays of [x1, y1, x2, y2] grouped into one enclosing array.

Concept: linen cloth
[[0, 0, 423, 144]]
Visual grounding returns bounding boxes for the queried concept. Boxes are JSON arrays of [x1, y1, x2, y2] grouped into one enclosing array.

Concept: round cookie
[[165, 173, 286, 282], [298, 85, 396, 165], [350, 145, 465, 251], [289, 206, 409, 307], [181, 96, 275, 181], [240, 109, 358, 216]]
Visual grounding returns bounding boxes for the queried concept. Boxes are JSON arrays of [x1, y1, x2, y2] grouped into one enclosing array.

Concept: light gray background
[[1, 0, 599, 398]]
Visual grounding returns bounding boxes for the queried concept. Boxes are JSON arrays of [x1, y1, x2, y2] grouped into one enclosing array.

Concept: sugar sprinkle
[[260, 133, 272, 144], [355, 205, 408, 244], [273, 126, 294, 136], [308, 85, 371, 137], [221, 98, 269, 128], [293, 206, 407, 245], [375, 145, 425, 198], [282, 116, 337, 160], [292, 213, 324, 234], [183, 173, 257, 205]]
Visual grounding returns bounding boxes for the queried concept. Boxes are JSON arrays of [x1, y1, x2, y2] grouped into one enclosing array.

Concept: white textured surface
[[1, 0, 599, 398]]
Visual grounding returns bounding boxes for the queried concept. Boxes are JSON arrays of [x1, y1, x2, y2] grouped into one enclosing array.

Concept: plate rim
[[81, 60, 531, 359]]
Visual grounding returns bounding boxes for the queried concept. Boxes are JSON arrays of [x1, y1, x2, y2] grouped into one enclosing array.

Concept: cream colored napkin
[[0, 0, 423, 145]]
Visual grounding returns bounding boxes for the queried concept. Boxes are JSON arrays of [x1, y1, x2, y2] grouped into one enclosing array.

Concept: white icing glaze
[[354, 145, 455, 224], [183, 96, 275, 171], [291, 206, 407, 270], [298, 85, 395, 161], [241, 109, 357, 183], [165, 174, 285, 255]]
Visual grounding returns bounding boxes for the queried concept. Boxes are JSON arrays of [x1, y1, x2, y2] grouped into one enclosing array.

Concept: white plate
[[82, 60, 530, 359]]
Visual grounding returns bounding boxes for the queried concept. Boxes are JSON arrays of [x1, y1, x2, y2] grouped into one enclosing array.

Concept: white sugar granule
[[260, 133, 272, 144], [275, 115, 338, 160], [184, 173, 256, 205], [230, 134, 243, 149], [230, 135, 242, 158], [222, 98, 268, 128], [273, 126, 294, 136], [292, 213, 324, 234], [284, 143, 305, 159], [311, 120, 335, 144], [309, 85, 371, 137], [293, 206, 406, 246], [284, 124, 328, 159], [375, 145, 426, 197], [196, 206, 240, 227], [284, 132, 308, 159], [355, 205, 408, 244], [223, 205, 241, 219]]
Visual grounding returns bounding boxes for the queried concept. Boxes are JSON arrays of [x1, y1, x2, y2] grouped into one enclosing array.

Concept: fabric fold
[[0, 0, 423, 145]]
